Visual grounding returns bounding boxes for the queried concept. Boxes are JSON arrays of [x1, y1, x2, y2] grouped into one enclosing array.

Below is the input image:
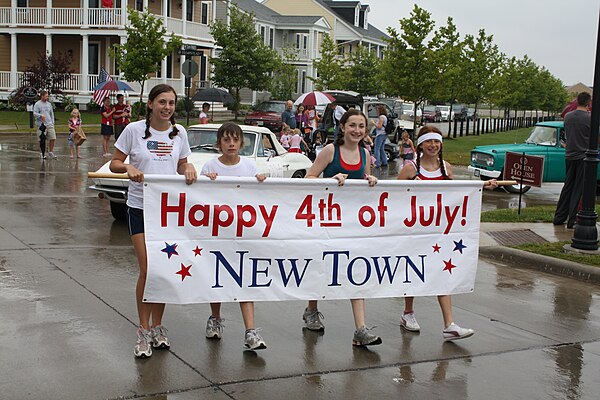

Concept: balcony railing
[[0, 7, 122, 27]]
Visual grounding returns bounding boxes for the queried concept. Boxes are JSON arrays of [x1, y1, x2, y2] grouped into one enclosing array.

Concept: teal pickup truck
[[468, 121, 600, 193]]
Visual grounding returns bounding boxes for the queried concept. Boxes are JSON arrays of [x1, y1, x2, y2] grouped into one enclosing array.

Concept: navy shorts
[[126, 206, 144, 236], [101, 124, 114, 136]]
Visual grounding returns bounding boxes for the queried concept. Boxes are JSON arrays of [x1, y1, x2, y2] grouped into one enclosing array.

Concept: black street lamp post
[[572, 10, 600, 250]]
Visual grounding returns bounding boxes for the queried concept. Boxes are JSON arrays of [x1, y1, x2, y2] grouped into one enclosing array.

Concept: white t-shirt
[[201, 156, 258, 178], [114, 120, 192, 209]]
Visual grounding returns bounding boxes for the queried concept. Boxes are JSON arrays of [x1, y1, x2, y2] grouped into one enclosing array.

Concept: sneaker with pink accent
[[400, 312, 421, 332], [443, 323, 474, 341]]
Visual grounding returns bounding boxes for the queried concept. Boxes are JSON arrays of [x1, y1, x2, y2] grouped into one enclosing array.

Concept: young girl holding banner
[[396, 126, 497, 341], [201, 122, 268, 351], [110, 84, 197, 358], [304, 108, 381, 347]]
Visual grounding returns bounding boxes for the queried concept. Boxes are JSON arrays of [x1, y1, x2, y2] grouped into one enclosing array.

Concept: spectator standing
[[33, 89, 57, 159], [100, 97, 115, 157], [370, 105, 388, 168], [68, 108, 82, 159], [199, 102, 210, 124], [282, 100, 297, 129], [112, 94, 130, 141], [553, 92, 592, 229], [295, 103, 309, 132]]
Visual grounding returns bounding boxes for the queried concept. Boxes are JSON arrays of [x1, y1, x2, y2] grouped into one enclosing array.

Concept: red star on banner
[[443, 259, 457, 274], [176, 263, 192, 281], [193, 246, 203, 256], [432, 243, 441, 253]]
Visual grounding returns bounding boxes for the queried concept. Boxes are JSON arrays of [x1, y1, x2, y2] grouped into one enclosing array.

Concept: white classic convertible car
[[89, 123, 313, 220]]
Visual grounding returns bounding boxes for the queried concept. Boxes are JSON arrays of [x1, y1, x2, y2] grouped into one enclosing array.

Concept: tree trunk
[[234, 87, 240, 121], [138, 79, 146, 120]]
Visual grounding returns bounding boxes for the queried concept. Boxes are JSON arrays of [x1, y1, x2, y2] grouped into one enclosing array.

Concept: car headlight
[[472, 152, 494, 167]]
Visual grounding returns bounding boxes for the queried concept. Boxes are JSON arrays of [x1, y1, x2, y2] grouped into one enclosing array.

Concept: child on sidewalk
[[68, 108, 82, 159], [201, 122, 268, 351]]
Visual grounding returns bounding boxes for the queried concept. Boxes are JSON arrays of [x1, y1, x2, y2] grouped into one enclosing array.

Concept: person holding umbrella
[[100, 97, 115, 157]]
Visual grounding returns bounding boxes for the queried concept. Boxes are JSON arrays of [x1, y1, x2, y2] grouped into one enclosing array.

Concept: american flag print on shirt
[[147, 140, 174, 156]]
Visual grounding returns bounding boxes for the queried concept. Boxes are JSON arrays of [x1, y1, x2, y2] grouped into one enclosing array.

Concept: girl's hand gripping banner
[[142, 176, 483, 304]]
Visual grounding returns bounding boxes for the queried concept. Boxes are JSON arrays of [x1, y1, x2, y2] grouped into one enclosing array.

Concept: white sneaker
[[134, 326, 153, 358], [443, 322, 474, 341], [205, 316, 224, 339], [244, 329, 267, 350], [151, 325, 170, 349], [48, 151, 57, 159], [400, 312, 421, 332]]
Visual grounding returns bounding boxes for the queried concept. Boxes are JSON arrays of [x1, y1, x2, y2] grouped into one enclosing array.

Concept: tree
[[381, 4, 436, 129], [310, 33, 342, 90], [461, 29, 501, 117], [428, 17, 463, 134], [111, 8, 182, 115], [338, 45, 382, 96], [271, 46, 299, 100], [210, 5, 279, 118], [16, 51, 74, 102]]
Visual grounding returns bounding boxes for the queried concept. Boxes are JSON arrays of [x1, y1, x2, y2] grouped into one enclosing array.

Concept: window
[[201, 2, 209, 24], [301, 70, 306, 93], [88, 43, 100, 75], [166, 54, 173, 78], [89, 0, 100, 7], [348, 44, 352, 54], [135, 0, 143, 11], [186, 0, 193, 21], [296, 34, 308, 50], [269, 28, 274, 49], [17, 0, 27, 7]]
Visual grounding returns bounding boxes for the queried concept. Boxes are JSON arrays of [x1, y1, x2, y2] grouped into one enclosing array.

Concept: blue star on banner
[[161, 242, 179, 259], [453, 239, 467, 254]]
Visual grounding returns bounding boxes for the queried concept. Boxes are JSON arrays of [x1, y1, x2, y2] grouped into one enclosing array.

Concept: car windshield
[[525, 125, 557, 146], [438, 106, 450, 112], [255, 102, 286, 113], [188, 129, 257, 156], [423, 105, 437, 112]]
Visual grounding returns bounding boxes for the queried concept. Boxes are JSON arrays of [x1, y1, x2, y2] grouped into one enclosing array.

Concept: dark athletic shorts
[[101, 124, 114, 136], [127, 206, 144, 236]]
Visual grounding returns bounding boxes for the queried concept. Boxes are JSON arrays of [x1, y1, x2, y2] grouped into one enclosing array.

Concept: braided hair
[[414, 125, 449, 180], [335, 108, 368, 148], [142, 84, 180, 140]]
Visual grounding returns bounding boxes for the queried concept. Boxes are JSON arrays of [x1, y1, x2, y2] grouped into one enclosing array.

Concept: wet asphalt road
[[1, 132, 599, 400]]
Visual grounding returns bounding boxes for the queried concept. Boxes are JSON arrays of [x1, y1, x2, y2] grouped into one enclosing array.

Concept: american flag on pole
[[92, 67, 113, 106]]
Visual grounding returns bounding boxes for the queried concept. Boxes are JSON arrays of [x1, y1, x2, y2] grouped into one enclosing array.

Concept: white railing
[[186, 20, 211, 40], [167, 17, 184, 36], [0, 8, 10, 25], [88, 8, 122, 27], [89, 75, 99, 91], [277, 47, 312, 60], [16, 7, 46, 25], [0, 72, 10, 89], [62, 74, 82, 91], [52, 8, 83, 26]]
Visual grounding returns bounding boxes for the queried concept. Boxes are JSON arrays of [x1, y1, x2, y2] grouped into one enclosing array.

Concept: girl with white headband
[[397, 125, 497, 341]]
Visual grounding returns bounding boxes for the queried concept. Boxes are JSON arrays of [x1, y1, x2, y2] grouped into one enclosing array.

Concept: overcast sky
[[366, 0, 600, 86]]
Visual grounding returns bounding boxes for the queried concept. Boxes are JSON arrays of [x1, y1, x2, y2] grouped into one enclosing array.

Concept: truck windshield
[[525, 126, 557, 146]]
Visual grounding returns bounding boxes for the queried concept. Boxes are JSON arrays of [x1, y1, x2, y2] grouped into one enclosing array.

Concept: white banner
[[143, 176, 483, 304]]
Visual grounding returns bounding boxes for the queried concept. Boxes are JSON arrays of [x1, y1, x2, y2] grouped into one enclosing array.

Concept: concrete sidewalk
[[479, 222, 600, 282]]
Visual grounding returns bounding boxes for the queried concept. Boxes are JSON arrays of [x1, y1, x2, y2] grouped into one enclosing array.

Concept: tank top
[[408, 160, 449, 180], [323, 145, 367, 179]]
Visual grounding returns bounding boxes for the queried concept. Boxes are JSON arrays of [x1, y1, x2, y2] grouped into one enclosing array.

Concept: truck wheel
[[385, 149, 394, 162], [292, 170, 306, 178], [110, 201, 127, 221]]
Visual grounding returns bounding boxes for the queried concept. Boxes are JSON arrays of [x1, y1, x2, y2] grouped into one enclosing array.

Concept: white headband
[[417, 132, 443, 146]]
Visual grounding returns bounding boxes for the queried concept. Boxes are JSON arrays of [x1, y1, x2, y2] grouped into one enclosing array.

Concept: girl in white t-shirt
[[201, 122, 268, 351], [110, 84, 197, 358]]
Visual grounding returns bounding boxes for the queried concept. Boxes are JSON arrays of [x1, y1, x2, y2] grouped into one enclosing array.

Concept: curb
[[479, 245, 600, 284]]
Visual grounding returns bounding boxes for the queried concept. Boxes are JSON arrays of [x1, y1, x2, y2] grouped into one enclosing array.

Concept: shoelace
[[153, 325, 168, 338], [137, 327, 152, 343], [309, 311, 325, 321]]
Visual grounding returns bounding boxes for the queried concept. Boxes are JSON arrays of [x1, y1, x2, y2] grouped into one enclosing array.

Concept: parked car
[[399, 102, 422, 120], [422, 105, 441, 123], [89, 124, 313, 220], [466, 107, 477, 120], [243, 100, 287, 132], [468, 121, 600, 194], [452, 104, 468, 121], [437, 105, 453, 122]]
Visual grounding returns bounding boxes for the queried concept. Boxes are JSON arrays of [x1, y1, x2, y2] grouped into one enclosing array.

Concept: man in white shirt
[[33, 90, 57, 159]]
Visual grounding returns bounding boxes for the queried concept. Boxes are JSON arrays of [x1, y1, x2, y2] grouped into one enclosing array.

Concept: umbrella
[[561, 99, 578, 118], [92, 79, 134, 91], [191, 87, 235, 121], [294, 91, 336, 107]]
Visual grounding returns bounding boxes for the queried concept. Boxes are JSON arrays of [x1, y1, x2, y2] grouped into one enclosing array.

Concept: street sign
[[181, 59, 199, 78], [504, 152, 545, 187], [178, 49, 204, 56], [23, 87, 38, 99]]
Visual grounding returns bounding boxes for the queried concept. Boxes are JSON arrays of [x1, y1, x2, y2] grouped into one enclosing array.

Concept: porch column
[[162, 0, 168, 27], [10, 0, 16, 27], [46, 0, 52, 28], [161, 57, 168, 84], [309, 28, 314, 59], [45, 34, 52, 56], [212, 0, 216, 23], [180, 54, 186, 94], [10, 33, 17, 88], [83, 0, 89, 28], [182, 0, 187, 37], [120, 0, 127, 28], [82, 34, 89, 93]]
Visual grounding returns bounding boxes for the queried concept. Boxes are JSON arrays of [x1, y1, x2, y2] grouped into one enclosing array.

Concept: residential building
[[222, 0, 330, 104], [0, 0, 217, 105]]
